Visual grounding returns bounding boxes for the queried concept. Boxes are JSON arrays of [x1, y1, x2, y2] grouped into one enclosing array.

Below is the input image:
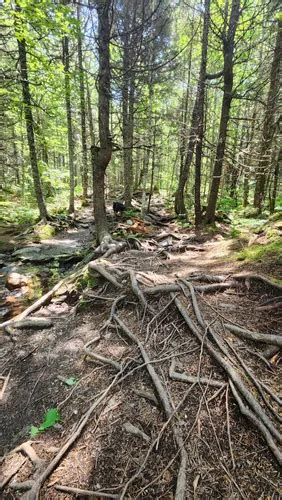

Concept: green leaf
[[30, 408, 60, 438], [64, 377, 77, 386], [30, 425, 40, 437], [38, 408, 60, 431]]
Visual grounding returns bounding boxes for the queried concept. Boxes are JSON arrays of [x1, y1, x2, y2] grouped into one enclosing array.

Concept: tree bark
[[269, 147, 281, 214], [254, 21, 281, 210], [205, 0, 240, 224], [122, 4, 135, 208], [77, 5, 88, 205], [92, 0, 113, 245], [15, 3, 48, 221], [63, 35, 75, 214], [194, 0, 210, 227]]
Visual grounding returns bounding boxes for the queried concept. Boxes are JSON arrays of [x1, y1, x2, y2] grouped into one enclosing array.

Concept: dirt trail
[[0, 210, 281, 499]]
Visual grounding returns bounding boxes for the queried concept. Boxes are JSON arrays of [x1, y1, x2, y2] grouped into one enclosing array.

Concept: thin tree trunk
[[77, 5, 88, 205], [269, 147, 280, 213], [63, 36, 75, 214], [92, 0, 113, 245], [15, 2, 48, 221], [86, 79, 95, 147], [205, 0, 240, 224], [122, 13, 135, 208], [147, 117, 157, 212], [194, 0, 210, 227], [254, 21, 281, 211]]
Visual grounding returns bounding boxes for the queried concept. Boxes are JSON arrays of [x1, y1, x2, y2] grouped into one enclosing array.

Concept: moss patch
[[236, 239, 282, 263]]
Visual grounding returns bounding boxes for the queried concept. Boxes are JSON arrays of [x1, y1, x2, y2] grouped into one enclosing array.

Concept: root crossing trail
[[0, 206, 281, 499]]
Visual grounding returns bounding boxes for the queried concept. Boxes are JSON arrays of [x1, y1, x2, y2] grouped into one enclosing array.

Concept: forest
[[0, 0, 281, 498]]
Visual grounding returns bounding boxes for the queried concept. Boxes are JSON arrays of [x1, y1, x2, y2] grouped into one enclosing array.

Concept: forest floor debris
[[0, 203, 281, 498]]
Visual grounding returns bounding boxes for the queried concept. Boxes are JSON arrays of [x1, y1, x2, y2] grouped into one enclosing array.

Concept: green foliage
[[236, 240, 282, 263], [229, 226, 240, 238], [217, 196, 237, 213], [64, 377, 77, 386], [34, 223, 56, 240], [30, 408, 60, 437]]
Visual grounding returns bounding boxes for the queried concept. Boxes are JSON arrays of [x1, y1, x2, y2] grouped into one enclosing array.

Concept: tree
[[77, 4, 88, 205], [253, 20, 281, 211], [92, 0, 113, 245], [194, 0, 211, 227], [205, 0, 240, 224], [15, 2, 48, 221], [63, 34, 75, 214]]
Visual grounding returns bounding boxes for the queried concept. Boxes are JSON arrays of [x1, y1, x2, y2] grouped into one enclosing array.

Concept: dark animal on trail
[[113, 202, 126, 215]]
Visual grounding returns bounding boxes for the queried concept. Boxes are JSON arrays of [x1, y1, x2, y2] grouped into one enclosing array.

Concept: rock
[[6, 272, 28, 290], [12, 244, 83, 263]]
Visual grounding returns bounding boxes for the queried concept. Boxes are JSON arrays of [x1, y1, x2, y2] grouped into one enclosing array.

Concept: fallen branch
[[224, 323, 282, 348], [0, 265, 88, 331]]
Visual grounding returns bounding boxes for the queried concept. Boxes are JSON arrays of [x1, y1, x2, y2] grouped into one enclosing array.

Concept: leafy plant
[[30, 408, 60, 437]]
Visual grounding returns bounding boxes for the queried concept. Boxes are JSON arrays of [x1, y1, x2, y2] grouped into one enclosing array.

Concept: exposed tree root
[[173, 284, 282, 464], [84, 336, 122, 371], [88, 263, 123, 289], [114, 314, 188, 500], [143, 281, 236, 295], [10, 372, 123, 499], [54, 485, 119, 498], [169, 358, 226, 388], [224, 323, 282, 347], [233, 273, 282, 294]]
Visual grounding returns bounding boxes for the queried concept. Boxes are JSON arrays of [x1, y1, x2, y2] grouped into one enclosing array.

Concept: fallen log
[[224, 324, 282, 348]]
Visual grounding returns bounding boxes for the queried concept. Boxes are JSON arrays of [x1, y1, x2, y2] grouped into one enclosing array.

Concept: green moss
[[34, 223, 56, 240], [76, 270, 97, 290], [236, 240, 282, 263]]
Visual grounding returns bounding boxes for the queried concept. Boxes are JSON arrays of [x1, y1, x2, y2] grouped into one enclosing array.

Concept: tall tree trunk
[[147, 117, 157, 212], [122, 9, 135, 208], [77, 5, 88, 205], [205, 0, 240, 224], [254, 21, 281, 210], [15, 3, 48, 221], [194, 0, 210, 227], [92, 0, 113, 245], [63, 36, 75, 214], [269, 147, 280, 214], [86, 79, 95, 147]]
